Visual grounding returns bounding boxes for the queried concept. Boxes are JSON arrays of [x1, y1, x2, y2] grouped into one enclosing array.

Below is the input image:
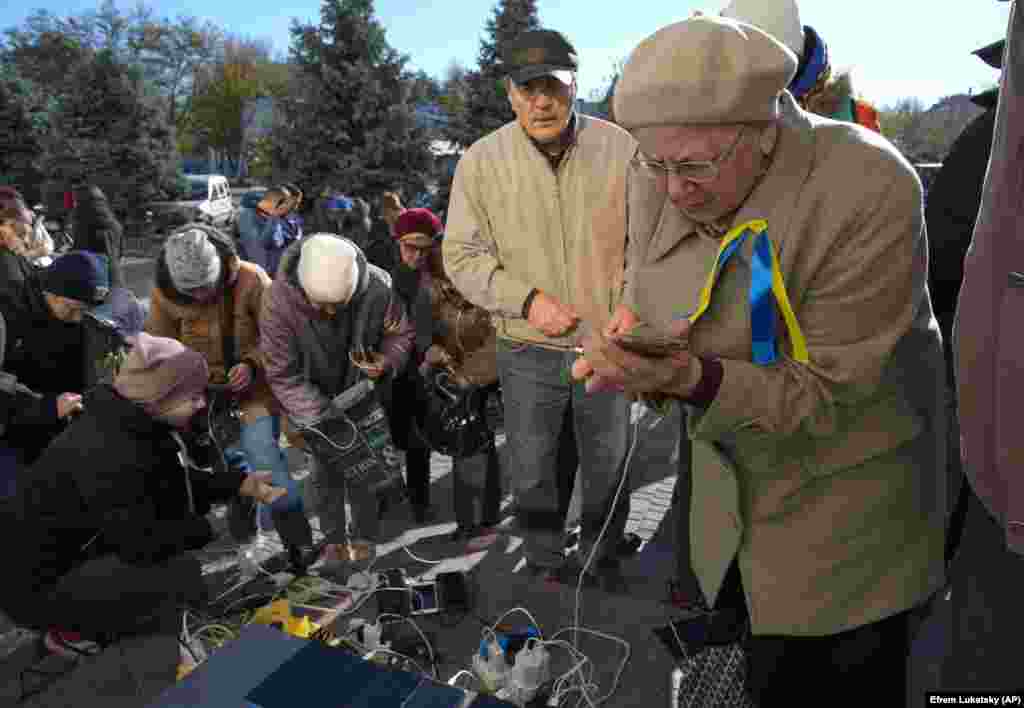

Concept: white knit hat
[[297, 234, 361, 304], [721, 0, 805, 58], [165, 228, 222, 291]]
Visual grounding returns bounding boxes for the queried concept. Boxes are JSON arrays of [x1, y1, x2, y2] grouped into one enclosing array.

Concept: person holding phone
[[444, 29, 638, 585], [0, 334, 284, 675], [572, 14, 946, 703]]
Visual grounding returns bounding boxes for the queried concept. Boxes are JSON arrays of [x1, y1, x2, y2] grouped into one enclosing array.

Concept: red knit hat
[[392, 208, 441, 247]]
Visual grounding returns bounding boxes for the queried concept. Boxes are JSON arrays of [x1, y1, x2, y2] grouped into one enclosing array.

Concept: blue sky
[[7, 0, 1013, 109]]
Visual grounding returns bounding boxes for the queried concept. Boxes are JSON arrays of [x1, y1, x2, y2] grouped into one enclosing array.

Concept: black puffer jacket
[[72, 185, 124, 287], [0, 385, 245, 617], [926, 109, 997, 334], [0, 248, 89, 463]]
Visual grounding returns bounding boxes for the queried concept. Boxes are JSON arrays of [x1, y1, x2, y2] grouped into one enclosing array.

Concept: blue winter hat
[[324, 195, 354, 211], [40, 250, 110, 305]]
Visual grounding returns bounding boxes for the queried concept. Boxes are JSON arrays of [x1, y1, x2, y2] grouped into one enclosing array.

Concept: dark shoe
[[286, 545, 318, 576], [449, 526, 472, 543], [44, 630, 101, 660], [521, 560, 567, 585], [412, 504, 435, 524], [227, 496, 258, 543], [617, 532, 643, 557], [545, 553, 623, 589]]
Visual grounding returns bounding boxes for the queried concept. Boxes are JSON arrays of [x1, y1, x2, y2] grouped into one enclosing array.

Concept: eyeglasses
[[631, 127, 748, 183]]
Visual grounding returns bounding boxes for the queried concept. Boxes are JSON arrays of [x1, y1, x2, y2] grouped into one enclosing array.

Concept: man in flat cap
[[443, 29, 638, 583], [572, 13, 947, 702]]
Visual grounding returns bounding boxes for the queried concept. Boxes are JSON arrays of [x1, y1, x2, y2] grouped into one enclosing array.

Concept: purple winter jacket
[[260, 236, 414, 425]]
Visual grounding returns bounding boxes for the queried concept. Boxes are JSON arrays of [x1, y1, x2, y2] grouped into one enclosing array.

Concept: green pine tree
[[444, 0, 541, 150], [42, 49, 179, 210], [271, 0, 433, 202], [0, 67, 53, 202]]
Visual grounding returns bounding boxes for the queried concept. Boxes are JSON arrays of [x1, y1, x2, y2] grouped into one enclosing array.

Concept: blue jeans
[[0, 443, 22, 500], [228, 415, 302, 530], [496, 338, 632, 568]]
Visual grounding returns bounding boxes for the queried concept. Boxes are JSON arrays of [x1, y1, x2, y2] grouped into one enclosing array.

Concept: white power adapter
[[507, 642, 551, 704], [472, 639, 509, 693], [362, 620, 384, 650]]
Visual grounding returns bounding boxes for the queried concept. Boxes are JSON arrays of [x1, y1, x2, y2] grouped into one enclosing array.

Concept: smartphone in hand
[[611, 323, 685, 358]]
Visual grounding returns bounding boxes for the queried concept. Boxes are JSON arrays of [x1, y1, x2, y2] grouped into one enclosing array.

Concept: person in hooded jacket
[[261, 233, 415, 562], [0, 333, 284, 669], [145, 223, 316, 570], [71, 184, 125, 288], [0, 249, 113, 467]]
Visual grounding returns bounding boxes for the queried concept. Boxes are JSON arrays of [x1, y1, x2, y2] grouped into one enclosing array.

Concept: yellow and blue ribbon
[[686, 220, 808, 365]]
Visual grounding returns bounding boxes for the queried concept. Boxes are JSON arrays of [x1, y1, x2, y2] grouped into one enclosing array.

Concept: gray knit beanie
[[165, 228, 222, 291]]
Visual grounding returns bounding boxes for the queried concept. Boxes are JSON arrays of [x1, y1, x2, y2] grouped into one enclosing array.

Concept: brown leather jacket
[[431, 277, 497, 387], [145, 224, 276, 424]]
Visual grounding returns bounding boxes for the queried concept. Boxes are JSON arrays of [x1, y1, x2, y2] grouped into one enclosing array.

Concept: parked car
[[147, 174, 236, 233]]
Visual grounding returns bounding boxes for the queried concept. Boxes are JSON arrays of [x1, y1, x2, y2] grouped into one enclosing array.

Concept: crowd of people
[[0, 0, 1014, 701]]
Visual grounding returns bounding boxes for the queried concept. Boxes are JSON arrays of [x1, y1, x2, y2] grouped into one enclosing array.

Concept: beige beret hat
[[613, 13, 798, 129], [721, 0, 804, 58]]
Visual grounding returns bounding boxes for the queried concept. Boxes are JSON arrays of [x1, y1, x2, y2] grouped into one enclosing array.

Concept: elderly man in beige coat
[[444, 29, 638, 582], [573, 14, 947, 703]]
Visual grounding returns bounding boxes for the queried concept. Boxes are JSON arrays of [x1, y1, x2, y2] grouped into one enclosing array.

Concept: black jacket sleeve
[[101, 501, 214, 565], [73, 444, 216, 565], [0, 388, 58, 429]]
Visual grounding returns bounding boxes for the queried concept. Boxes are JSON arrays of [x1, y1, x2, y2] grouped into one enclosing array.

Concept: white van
[[183, 174, 236, 229]]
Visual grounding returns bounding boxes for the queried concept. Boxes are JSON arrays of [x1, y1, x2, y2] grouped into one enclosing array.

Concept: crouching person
[[261, 234, 414, 564], [0, 334, 284, 674], [146, 223, 315, 571]]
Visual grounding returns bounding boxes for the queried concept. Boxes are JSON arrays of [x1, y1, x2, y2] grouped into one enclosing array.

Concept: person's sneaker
[[667, 580, 708, 613], [43, 630, 101, 660], [563, 526, 581, 552], [286, 544, 319, 576], [465, 526, 501, 551]]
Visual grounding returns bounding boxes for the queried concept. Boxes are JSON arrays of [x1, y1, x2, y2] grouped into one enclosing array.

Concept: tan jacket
[[624, 94, 947, 636], [146, 260, 276, 424], [443, 115, 637, 348]]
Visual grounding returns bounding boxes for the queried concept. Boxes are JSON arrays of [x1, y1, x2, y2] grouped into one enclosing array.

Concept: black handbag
[[418, 369, 492, 459]]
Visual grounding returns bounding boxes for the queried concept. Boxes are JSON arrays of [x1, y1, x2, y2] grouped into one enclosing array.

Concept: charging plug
[[508, 643, 551, 703], [363, 620, 383, 650], [238, 547, 261, 580], [347, 571, 373, 591]]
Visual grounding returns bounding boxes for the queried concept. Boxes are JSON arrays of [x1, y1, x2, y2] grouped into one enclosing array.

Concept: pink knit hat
[[114, 333, 210, 415]]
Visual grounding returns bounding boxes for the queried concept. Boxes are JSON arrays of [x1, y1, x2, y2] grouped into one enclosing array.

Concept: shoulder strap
[[221, 283, 237, 370]]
